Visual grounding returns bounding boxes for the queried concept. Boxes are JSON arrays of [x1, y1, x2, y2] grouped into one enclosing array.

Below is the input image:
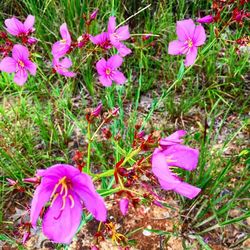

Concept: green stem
[[86, 122, 91, 174]]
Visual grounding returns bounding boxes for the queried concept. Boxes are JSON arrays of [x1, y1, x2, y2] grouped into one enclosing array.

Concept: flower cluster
[[50, 15, 130, 86], [0, 15, 37, 85]]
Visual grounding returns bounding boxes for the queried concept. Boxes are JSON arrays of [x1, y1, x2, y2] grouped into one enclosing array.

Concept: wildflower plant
[[0, 1, 249, 249]]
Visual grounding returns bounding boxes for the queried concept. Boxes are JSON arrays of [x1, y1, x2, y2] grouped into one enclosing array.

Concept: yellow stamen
[[61, 196, 67, 210], [105, 68, 111, 75], [187, 38, 193, 48], [50, 193, 59, 207], [18, 60, 24, 68], [60, 39, 66, 44], [68, 194, 75, 208]]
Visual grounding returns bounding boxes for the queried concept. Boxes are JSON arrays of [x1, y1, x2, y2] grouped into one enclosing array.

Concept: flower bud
[[23, 177, 40, 184], [27, 37, 37, 45], [91, 102, 102, 117], [90, 9, 99, 21], [196, 15, 214, 24]]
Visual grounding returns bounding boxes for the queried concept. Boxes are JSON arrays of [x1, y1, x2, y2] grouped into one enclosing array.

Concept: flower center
[[60, 39, 66, 44], [18, 60, 25, 68], [50, 176, 75, 211], [105, 68, 111, 75], [187, 38, 193, 48]]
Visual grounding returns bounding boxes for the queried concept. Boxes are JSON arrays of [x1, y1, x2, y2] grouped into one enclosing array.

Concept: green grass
[[0, 0, 249, 249]]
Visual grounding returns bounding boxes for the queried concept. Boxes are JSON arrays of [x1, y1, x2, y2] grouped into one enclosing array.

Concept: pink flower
[[96, 55, 126, 87], [107, 17, 130, 46], [52, 23, 71, 58], [90, 32, 112, 50], [52, 57, 76, 77], [0, 44, 36, 85], [30, 164, 107, 244], [168, 19, 206, 66], [196, 15, 214, 24], [119, 198, 129, 216], [152, 131, 201, 199], [107, 16, 131, 57], [5, 15, 35, 36]]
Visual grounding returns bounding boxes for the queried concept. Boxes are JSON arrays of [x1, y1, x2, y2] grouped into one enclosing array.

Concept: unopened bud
[[91, 102, 102, 117], [90, 9, 99, 21], [27, 37, 37, 45]]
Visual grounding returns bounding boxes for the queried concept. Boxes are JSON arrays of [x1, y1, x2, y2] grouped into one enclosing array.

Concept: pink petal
[[12, 44, 29, 61], [111, 70, 126, 85], [152, 150, 178, 183], [99, 76, 112, 87], [25, 60, 37, 75], [193, 25, 206, 46], [119, 198, 129, 216], [42, 192, 82, 244], [90, 32, 108, 45], [168, 40, 185, 55], [60, 23, 71, 44], [58, 69, 76, 77], [60, 57, 72, 68], [176, 19, 196, 42], [116, 43, 132, 57], [160, 130, 186, 147], [4, 17, 25, 36], [30, 178, 55, 227], [158, 178, 180, 191], [72, 173, 107, 222], [108, 16, 116, 34], [163, 144, 199, 171], [196, 15, 213, 24], [37, 164, 81, 180], [52, 41, 70, 58], [107, 54, 123, 69], [96, 58, 107, 75], [24, 15, 35, 31], [184, 46, 198, 66], [14, 69, 28, 85], [174, 181, 201, 199], [116, 25, 130, 40], [0, 57, 17, 73]]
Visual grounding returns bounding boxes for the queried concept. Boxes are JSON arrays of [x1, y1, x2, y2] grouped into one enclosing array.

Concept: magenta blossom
[[52, 57, 76, 77], [108, 16, 130, 46], [119, 198, 129, 216], [5, 15, 35, 36], [90, 32, 112, 50], [30, 164, 107, 244], [168, 19, 206, 66], [52, 23, 71, 58], [152, 131, 201, 199], [0, 44, 36, 85], [96, 54, 126, 87], [107, 16, 131, 57], [196, 15, 214, 24]]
